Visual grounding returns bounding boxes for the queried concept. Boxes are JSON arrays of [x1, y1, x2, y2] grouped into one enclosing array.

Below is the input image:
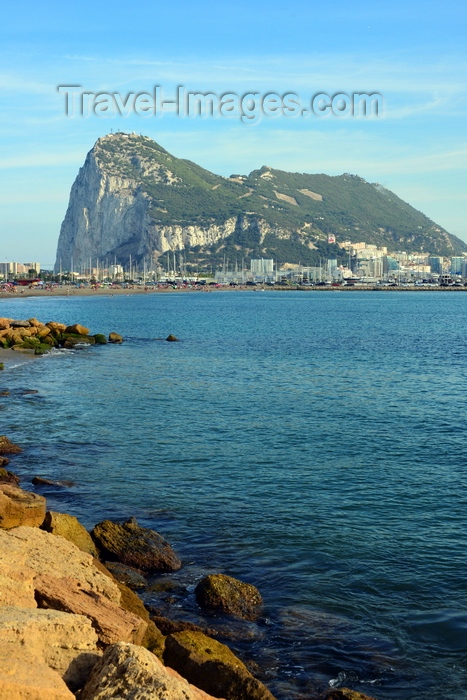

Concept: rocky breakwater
[[0, 317, 123, 355], [0, 438, 288, 700]]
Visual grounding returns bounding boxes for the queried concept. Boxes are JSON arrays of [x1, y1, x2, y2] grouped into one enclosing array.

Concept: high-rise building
[[450, 257, 464, 275], [428, 256, 443, 274]]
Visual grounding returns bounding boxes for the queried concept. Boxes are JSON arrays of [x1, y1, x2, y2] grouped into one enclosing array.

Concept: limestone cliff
[[55, 132, 466, 272], [55, 134, 240, 271]]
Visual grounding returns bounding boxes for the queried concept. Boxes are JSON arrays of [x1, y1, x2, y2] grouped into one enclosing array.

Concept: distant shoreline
[[1, 284, 467, 300]]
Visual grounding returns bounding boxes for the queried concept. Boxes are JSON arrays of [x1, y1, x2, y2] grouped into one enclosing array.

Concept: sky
[[0, 0, 466, 267]]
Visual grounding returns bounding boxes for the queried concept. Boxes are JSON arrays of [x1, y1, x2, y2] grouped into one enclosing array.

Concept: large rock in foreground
[[34, 573, 147, 647], [0, 606, 100, 691], [91, 517, 181, 573], [0, 644, 74, 700], [195, 573, 263, 621], [0, 526, 121, 608], [81, 642, 222, 700], [41, 511, 98, 557], [0, 484, 46, 529], [164, 630, 276, 700]]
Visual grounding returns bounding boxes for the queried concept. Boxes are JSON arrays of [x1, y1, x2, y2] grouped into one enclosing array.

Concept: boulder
[[102, 561, 147, 590], [108, 332, 123, 343], [91, 517, 181, 573], [37, 326, 52, 338], [0, 606, 100, 691], [27, 318, 43, 327], [0, 466, 21, 484], [195, 574, 263, 621], [0, 484, 46, 529], [10, 319, 31, 328], [166, 334, 178, 341], [0, 644, 75, 700], [46, 322, 67, 332], [62, 335, 95, 348], [0, 526, 121, 605], [81, 642, 222, 700], [0, 435, 22, 453], [65, 324, 90, 335], [323, 691, 378, 700], [92, 558, 165, 658], [93, 334, 107, 344], [164, 630, 276, 700], [41, 511, 98, 557], [0, 318, 11, 329], [34, 573, 147, 647]]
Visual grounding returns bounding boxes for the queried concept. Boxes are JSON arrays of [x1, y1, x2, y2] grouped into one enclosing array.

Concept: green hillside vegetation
[[95, 133, 466, 269]]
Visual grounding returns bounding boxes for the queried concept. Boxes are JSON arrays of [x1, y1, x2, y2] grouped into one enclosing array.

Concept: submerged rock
[[195, 573, 263, 621], [323, 690, 378, 700], [166, 334, 178, 341], [164, 630, 276, 700], [41, 511, 98, 557], [32, 476, 74, 487], [91, 517, 181, 573], [103, 561, 147, 590]]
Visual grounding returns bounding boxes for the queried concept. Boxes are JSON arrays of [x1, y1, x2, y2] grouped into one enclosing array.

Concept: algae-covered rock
[[91, 517, 181, 573], [35, 343, 53, 355], [323, 690, 378, 700], [0, 436, 22, 454], [62, 334, 95, 349], [164, 630, 276, 700], [108, 332, 123, 343], [0, 363, 3, 370], [0, 467, 19, 485], [93, 333, 107, 345], [41, 511, 98, 557], [195, 574, 263, 621]]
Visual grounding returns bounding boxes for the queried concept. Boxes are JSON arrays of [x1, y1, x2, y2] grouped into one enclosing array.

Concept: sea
[[1, 290, 467, 700]]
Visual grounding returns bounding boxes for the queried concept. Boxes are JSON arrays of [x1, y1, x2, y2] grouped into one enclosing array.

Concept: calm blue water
[[1, 290, 467, 700]]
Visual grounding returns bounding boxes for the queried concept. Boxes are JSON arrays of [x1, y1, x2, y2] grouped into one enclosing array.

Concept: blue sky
[[1, 0, 466, 266]]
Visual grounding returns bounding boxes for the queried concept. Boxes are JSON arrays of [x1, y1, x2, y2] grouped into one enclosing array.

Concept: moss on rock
[[195, 573, 263, 621], [164, 630, 276, 700]]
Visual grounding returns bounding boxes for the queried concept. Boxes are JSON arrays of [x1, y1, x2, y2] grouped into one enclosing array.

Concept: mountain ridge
[[54, 132, 466, 272]]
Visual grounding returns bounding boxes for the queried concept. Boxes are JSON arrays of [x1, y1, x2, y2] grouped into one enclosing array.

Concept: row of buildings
[[2, 245, 467, 286], [215, 246, 467, 285], [0, 262, 41, 281]]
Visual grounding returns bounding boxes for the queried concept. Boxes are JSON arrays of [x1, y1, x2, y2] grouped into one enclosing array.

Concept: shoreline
[[1, 284, 467, 301], [0, 316, 380, 700]]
